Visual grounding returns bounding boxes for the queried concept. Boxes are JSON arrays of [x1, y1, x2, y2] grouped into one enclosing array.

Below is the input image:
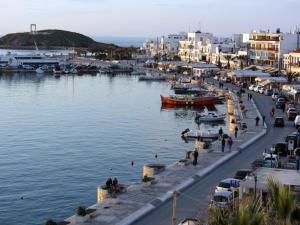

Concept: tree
[[224, 55, 233, 69], [286, 72, 296, 83], [235, 55, 248, 69]]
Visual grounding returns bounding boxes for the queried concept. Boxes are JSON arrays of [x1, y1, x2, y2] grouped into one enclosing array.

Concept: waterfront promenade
[[65, 84, 267, 225], [130, 83, 296, 225]]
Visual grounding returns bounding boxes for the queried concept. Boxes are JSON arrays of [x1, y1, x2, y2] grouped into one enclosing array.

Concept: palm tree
[[231, 197, 265, 225], [286, 72, 296, 83], [235, 55, 248, 69], [224, 55, 233, 69], [209, 208, 231, 225], [267, 177, 297, 225]]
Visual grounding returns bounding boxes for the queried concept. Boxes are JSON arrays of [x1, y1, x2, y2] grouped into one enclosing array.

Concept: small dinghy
[[181, 128, 219, 139], [195, 107, 226, 122]]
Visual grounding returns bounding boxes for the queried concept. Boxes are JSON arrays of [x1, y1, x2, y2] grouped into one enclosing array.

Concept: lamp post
[[254, 175, 258, 198]]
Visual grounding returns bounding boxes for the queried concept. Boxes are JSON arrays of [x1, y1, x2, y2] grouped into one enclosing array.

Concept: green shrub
[[45, 219, 57, 225], [76, 206, 87, 217]]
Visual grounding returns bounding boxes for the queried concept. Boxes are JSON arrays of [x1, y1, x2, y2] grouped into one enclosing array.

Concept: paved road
[[132, 84, 295, 225]]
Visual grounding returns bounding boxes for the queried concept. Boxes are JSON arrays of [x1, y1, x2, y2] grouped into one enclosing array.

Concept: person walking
[[227, 137, 233, 151], [247, 93, 250, 100], [262, 115, 266, 126], [193, 149, 199, 166], [218, 127, 223, 139], [282, 104, 286, 113], [221, 138, 226, 152], [255, 116, 260, 126], [234, 126, 238, 138], [270, 107, 275, 117], [249, 94, 252, 101]]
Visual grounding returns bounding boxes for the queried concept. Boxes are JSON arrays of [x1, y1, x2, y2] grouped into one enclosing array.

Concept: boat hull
[[161, 95, 216, 106]]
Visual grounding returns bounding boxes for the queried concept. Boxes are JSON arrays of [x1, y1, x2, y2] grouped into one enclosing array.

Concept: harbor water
[[0, 74, 227, 225]]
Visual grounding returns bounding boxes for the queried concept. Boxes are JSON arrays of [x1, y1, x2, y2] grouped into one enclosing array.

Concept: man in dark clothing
[[106, 178, 113, 190], [193, 149, 199, 166], [282, 104, 285, 113], [255, 116, 260, 126], [262, 115, 266, 126], [218, 127, 223, 139], [234, 126, 238, 138], [249, 94, 252, 100], [221, 138, 226, 152]]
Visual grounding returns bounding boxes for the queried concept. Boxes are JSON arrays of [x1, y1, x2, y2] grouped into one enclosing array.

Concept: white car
[[254, 85, 262, 93], [215, 178, 240, 193], [294, 115, 300, 128], [248, 84, 256, 91], [287, 108, 296, 115], [259, 87, 265, 94]]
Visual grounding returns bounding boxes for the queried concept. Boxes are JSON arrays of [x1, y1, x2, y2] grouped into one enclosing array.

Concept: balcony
[[249, 37, 280, 42], [249, 47, 279, 52]]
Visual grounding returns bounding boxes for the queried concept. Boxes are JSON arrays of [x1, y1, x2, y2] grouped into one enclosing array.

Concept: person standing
[[255, 116, 260, 126], [227, 137, 233, 151], [221, 138, 226, 152], [282, 104, 286, 113], [262, 115, 266, 126], [193, 149, 199, 166], [249, 94, 252, 101], [234, 126, 238, 138], [218, 127, 223, 139]]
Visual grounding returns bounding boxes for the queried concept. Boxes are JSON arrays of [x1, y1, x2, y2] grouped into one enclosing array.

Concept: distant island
[[0, 29, 137, 60], [0, 29, 116, 49]]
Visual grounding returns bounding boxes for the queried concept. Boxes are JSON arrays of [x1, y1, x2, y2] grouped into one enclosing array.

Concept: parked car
[[264, 89, 273, 96], [274, 117, 285, 127], [275, 98, 287, 109], [233, 169, 252, 180], [270, 142, 288, 157], [287, 108, 298, 121], [272, 92, 280, 100], [263, 153, 279, 168], [215, 178, 240, 193], [258, 87, 266, 94], [209, 191, 234, 210], [294, 115, 300, 128], [248, 84, 256, 91], [254, 85, 262, 93]]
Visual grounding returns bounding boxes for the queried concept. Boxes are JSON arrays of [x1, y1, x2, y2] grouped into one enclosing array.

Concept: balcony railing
[[249, 37, 280, 42], [249, 47, 279, 51]]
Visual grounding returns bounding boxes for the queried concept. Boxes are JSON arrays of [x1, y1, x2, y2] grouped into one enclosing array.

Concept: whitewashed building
[[160, 32, 187, 56]]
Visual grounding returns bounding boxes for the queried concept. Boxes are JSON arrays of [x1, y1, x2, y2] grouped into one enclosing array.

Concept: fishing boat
[[36, 67, 45, 74], [139, 74, 166, 81], [195, 107, 226, 122], [181, 128, 219, 139], [160, 95, 216, 106]]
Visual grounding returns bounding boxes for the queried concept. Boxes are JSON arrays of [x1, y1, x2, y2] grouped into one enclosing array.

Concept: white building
[[160, 32, 187, 56], [178, 31, 213, 62], [248, 29, 300, 68]]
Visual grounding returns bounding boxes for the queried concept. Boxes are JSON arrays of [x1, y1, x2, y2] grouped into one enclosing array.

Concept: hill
[[0, 29, 110, 49]]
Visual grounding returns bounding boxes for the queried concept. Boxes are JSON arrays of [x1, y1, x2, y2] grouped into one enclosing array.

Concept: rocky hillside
[[0, 29, 107, 49]]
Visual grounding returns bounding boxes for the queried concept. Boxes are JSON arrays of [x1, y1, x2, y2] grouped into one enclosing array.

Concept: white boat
[[195, 107, 226, 122], [181, 128, 219, 139], [36, 67, 44, 74]]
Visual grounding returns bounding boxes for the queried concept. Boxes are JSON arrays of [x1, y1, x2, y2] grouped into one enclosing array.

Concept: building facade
[[283, 50, 300, 73], [248, 30, 300, 68], [160, 32, 187, 57]]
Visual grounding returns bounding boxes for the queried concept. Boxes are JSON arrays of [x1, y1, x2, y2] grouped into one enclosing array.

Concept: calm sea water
[[0, 74, 226, 225]]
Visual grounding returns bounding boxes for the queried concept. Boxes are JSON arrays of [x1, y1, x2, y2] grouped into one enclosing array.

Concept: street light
[[254, 175, 258, 198]]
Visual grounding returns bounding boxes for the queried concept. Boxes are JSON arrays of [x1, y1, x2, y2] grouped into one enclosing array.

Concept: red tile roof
[[292, 49, 300, 53]]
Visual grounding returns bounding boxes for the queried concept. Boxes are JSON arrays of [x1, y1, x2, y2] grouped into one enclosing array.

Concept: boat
[[160, 95, 216, 106], [195, 107, 226, 122], [181, 128, 219, 139], [36, 67, 45, 74], [139, 74, 166, 81], [131, 71, 146, 76]]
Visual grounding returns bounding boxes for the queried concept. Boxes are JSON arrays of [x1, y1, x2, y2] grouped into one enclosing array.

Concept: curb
[[117, 97, 267, 225]]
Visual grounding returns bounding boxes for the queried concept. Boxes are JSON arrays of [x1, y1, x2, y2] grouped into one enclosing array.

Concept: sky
[[0, 0, 299, 38]]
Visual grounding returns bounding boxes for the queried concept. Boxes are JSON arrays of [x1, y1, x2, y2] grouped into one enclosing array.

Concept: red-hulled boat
[[160, 95, 216, 106]]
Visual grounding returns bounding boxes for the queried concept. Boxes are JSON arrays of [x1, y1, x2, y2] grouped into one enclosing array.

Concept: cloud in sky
[[0, 0, 299, 37]]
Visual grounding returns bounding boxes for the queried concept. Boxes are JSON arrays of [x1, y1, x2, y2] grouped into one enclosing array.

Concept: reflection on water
[[0, 73, 227, 225]]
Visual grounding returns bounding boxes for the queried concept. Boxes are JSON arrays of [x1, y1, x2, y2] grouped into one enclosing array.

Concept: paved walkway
[[65, 87, 265, 225]]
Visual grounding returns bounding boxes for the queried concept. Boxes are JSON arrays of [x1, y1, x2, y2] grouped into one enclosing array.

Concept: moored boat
[[195, 107, 226, 122], [160, 95, 216, 106], [181, 128, 219, 139]]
